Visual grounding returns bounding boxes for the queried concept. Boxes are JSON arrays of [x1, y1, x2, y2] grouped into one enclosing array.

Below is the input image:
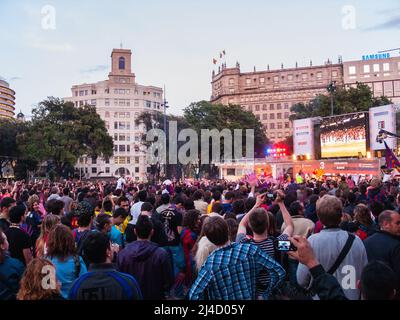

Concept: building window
[[277, 113, 282, 119], [119, 145, 126, 152], [270, 104, 275, 110], [270, 114, 275, 120], [255, 115, 260, 120], [91, 90, 96, 95], [248, 106, 253, 112], [105, 99, 110, 106], [262, 114, 268, 120], [255, 105, 260, 111], [302, 73, 308, 79], [262, 104, 267, 110], [316, 72, 322, 79], [364, 65, 370, 73], [92, 167, 97, 174], [278, 133, 282, 138], [114, 122, 118, 129], [284, 112, 289, 118], [277, 103, 282, 110], [85, 90, 88, 95], [135, 157, 139, 164], [105, 167, 110, 174], [270, 123, 275, 129], [373, 64, 380, 72], [135, 167, 139, 173], [285, 122, 290, 128], [119, 57, 125, 70], [284, 103, 289, 109], [288, 74, 293, 81], [229, 78, 234, 85], [383, 63, 390, 71], [260, 77, 265, 84], [246, 78, 251, 85], [273, 76, 279, 82], [91, 99, 96, 106], [277, 123, 283, 129], [332, 71, 338, 77]]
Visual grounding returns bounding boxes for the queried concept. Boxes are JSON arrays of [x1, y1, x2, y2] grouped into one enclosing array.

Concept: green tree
[[184, 101, 269, 159], [17, 97, 113, 179], [290, 82, 393, 121]]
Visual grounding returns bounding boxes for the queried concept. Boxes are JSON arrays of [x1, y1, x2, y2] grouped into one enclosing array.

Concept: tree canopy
[[289, 82, 392, 121], [17, 97, 113, 179]]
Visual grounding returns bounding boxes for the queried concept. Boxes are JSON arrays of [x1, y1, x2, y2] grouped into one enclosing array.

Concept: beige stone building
[[0, 79, 16, 119], [343, 56, 400, 104], [64, 48, 163, 180], [210, 61, 343, 142]]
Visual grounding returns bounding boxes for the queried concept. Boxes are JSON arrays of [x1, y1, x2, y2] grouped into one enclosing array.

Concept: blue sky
[[0, 0, 399, 117]]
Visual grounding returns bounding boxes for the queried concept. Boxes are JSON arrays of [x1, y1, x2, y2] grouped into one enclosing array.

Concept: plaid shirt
[[189, 242, 285, 300]]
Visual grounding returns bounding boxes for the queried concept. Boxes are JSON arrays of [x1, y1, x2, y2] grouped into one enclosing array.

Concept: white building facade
[[64, 48, 163, 180]]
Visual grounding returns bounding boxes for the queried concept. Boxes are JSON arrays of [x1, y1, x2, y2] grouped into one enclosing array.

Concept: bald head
[[378, 210, 400, 236]]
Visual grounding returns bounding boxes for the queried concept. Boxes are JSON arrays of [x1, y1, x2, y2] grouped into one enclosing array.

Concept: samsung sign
[[362, 53, 390, 61]]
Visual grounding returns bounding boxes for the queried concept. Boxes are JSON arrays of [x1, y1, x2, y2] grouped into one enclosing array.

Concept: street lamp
[[327, 81, 337, 116]]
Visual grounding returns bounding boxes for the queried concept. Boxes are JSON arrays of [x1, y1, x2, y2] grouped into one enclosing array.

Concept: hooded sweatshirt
[[117, 240, 173, 299]]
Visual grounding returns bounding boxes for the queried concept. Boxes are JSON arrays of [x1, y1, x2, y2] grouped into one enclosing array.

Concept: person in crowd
[[0, 197, 16, 232], [189, 216, 285, 300], [47, 187, 61, 202], [179, 209, 201, 288], [343, 192, 357, 217], [226, 218, 239, 243], [296, 195, 368, 300], [36, 214, 61, 258], [304, 194, 319, 223], [46, 224, 87, 298], [20, 195, 42, 257], [367, 177, 388, 206], [237, 191, 294, 292], [125, 202, 168, 246], [340, 204, 378, 240], [193, 190, 208, 215], [115, 196, 130, 233], [60, 188, 74, 215], [5, 205, 32, 266], [207, 190, 221, 214], [110, 208, 127, 247], [117, 215, 174, 299], [130, 190, 147, 224], [363, 210, 400, 293], [0, 230, 25, 299], [221, 191, 234, 214], [282, 200, 315, 238], [101, 199, 114, 216], [69, 232, 142, 300], [17, 258, 64, 300], [288, 235, 398, 300]]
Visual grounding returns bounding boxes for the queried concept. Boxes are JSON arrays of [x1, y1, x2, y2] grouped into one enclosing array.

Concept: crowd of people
[[0, 173, 399, 300], [321, 126, 366, 144]]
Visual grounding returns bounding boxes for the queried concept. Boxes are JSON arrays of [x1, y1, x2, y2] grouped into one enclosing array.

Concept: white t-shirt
[[116, 177, 126, 190]]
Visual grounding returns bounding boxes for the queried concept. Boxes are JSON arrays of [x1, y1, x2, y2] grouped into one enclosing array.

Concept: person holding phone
[[236, 190, 294, 297]]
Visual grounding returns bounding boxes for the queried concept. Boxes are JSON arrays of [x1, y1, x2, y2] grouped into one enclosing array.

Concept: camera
[[274, 240, 297, 252]]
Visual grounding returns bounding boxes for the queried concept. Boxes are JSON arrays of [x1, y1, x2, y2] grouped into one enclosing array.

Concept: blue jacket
[[68, 263, 142, 300]]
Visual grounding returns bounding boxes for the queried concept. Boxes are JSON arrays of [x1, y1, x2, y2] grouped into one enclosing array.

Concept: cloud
[[80, 65, 109, 74], [364, 16, 400, 31]]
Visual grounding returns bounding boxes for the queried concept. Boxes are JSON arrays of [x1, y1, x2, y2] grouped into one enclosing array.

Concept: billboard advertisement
[[320, 112, 368, 158], [369, 104, 396, 151], [293, 118, 314, 158], [293, 159, 381, 177]]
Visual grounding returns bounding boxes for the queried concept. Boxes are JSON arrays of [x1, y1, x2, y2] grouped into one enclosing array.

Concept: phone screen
[[275, 240, 297, 252]]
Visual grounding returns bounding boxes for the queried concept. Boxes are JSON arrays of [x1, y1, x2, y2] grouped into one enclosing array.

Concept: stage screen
[[320, 112, 368, 158]]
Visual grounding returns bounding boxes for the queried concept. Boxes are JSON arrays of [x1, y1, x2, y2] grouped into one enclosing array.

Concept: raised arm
[[275, 190, 294, 237]]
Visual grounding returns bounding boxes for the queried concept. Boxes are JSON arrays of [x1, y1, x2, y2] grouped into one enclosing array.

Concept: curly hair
[[47, 224, 76, 261], [27, 195, 40, 212], [17, 258, 61, 300]]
